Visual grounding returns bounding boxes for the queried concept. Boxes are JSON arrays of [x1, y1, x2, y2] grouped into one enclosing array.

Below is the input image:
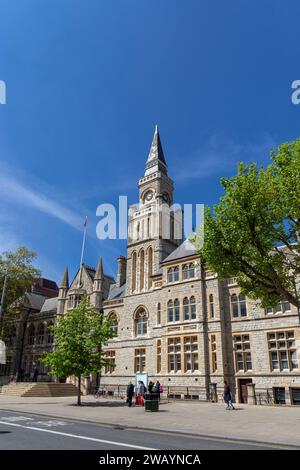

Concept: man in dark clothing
[[223, 381, 235, 410], [32, 366, 39, 383], [126, 381, 134, 407]]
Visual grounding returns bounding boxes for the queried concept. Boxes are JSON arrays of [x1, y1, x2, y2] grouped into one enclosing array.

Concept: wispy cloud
[[173, 132, 278, 183], [0, 161, 83, 231]]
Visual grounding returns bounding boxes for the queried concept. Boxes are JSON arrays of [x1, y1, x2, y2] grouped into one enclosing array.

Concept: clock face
[[162, 193, 169, 203], [145, 191, 153, 201]]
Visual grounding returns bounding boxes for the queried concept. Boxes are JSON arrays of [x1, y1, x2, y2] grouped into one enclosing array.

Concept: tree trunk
[[77, 374, 81, 406]]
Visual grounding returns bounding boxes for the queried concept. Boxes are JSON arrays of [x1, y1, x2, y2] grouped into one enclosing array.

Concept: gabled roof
[[163, 239, 197, 263], [23, 293, 48, 311]]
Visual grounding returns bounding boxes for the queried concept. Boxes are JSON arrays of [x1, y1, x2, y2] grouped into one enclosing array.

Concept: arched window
[[135, 309, 147, 336], [108, 312, 118, 337], [209, 294, 214, 319], [182, 263, 195, 280], [132, 251, 137, 292], [174, 299, 180, 321], [231, 294, 247, 318], [147, 246, 153, 289], [36, 324, 45, 345], [183, 297, 190, 321], [157, 303, 161, 325], [168, 300, 173, 323], [183, 297, 196, 321], [47, 322, 54, 344], [28, 325, 35, 346], [140, 250, 145, 291]]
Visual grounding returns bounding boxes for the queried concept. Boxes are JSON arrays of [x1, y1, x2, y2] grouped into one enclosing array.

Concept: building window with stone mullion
[[36, 324, 45, 345], [157, 340, 162, 373], [167, 266, 179, 283], [168, 338, 181, 372], [267, 331, 298, 371], [135, 309, 147, 336], [28, 325, 35, 346], [47, 322, 54, 344], [157, 303, 161, 325], [168, 299, 180, 323], [210, 334, 217, 372], [184, 336, 198, 372], [105, 351, 116, 374], [233, 335, 252, 371], [209, 294, 214, 319], [231, 294, 247, 318], [265, 301, 291, 315], [134, 348, 146, 373], [182, 263, 195, 280]]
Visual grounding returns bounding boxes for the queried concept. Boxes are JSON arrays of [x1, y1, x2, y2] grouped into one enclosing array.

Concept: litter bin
[[145, 392, 159, 412]]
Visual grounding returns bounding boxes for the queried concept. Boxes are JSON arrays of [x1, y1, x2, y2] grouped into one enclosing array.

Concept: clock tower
[[126, 126, 182, 295]]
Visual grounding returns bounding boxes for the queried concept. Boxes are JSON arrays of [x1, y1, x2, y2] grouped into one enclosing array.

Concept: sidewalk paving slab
[[0, 395, 299, 448]]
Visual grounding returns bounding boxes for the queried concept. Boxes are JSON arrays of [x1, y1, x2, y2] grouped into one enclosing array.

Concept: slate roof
[[107, 283, 126, 300], [163, 239, 197, 263], [40, 297, 58, 313], [24, 293, 48, 311]]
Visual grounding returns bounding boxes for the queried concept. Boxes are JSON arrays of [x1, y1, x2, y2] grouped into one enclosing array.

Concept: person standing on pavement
[[148, 381, 154, 394], [223, 381, 235, 410], [126, 381, 134, 407], [153, 380, 162, 400]]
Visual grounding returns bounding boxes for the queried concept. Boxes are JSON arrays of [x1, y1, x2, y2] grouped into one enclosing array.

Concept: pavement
[[0, 395, 299, 449], [0, 409, 281, 450]]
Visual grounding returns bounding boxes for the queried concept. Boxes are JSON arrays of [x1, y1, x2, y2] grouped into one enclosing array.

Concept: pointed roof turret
[[145, 125, 167, 176], [94, 256, 104, 281], [60, 267, 69, 289]]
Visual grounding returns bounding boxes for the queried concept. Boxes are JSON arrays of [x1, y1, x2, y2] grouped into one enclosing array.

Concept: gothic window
[[28, 325, 35, 346], [47, 322, 54, 344], [135, 309, 147, 336], [140, 250, 145, 290], [231, 294, 247, 318], [108, 312, 118, 337], [168, 300, 174, 323], [132, 251, 137, 292], [147, 246, 153, 289], [209, 294, 214, 319], [182, 263, 195, 280], [168, 299, 180, 322], [210, 335, 217, 372], [36, 324, 45, 345]]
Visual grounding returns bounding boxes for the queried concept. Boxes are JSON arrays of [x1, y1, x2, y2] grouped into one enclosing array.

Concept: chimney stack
[[117, 256, 127, 288]]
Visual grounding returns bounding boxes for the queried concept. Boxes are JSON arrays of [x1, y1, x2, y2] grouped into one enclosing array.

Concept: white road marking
[[0, 420, 156, 450], [0, 416, 34, 422]]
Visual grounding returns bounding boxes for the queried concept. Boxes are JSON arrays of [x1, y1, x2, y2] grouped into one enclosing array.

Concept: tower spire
[[95, 256, 104, 281], [145, 125, 167, 176]]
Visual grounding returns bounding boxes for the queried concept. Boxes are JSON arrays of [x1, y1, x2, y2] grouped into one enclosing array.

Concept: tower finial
[[60, 267, 69, 289]]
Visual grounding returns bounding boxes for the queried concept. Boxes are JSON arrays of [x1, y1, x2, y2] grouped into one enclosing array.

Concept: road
[[0, 409, 291, 450]]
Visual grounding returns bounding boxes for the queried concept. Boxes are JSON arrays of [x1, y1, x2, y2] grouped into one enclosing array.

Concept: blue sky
[[0, 0, 299, 284]]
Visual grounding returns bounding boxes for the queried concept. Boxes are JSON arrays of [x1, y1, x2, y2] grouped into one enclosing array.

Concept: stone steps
[[0, 382, 79, 397]]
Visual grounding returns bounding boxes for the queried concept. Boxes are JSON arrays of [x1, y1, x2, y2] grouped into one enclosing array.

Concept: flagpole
[[78, 217, 88, 288]]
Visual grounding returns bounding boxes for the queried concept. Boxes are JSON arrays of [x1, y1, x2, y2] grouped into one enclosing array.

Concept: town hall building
[[2, 127, 300, 405]]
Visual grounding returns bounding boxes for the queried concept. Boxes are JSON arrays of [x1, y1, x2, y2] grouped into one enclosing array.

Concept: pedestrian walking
[[126, 381, 134, 407], [148, 381, 154, 394], [223, 381, 235, 410]]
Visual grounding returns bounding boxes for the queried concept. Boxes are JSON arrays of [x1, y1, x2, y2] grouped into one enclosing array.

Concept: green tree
[[0, 246, 41, 331], [193, 139, 300, 317], [43, 297, 114, 405]]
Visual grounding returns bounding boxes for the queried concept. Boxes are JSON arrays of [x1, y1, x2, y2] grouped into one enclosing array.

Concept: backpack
[[159, 384, 163, 393]]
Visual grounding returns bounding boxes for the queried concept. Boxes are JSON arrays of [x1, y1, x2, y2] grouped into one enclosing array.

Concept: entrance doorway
[[238, 378, 252, 403]]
